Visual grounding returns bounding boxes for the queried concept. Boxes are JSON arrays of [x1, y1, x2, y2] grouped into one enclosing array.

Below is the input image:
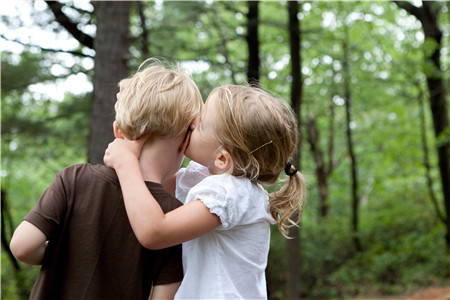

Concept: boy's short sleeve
[[151, 244, 183, 285], [24, 173, 67, 239]]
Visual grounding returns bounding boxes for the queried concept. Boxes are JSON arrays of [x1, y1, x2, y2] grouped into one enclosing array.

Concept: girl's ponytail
[[269, 163, 306, 238]]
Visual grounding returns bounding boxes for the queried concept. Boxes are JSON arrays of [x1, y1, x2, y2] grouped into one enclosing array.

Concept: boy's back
[[25, 163, 183, 300]]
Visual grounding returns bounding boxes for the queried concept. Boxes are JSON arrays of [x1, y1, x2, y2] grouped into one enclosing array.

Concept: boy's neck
[[138, 136, 183, 184], [139, 148, 166, 184], [139, 156, 163, 183]]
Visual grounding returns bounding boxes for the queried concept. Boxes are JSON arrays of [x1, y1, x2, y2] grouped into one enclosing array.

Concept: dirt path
[[403, 286, 450, 300], [352, 286, 450, 300]]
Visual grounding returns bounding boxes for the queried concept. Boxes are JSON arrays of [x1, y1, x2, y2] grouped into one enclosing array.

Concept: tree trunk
[[306, 113, 329, 220], [246, 1, 259, 85], [394, 0, 449, 252], [88, 1, 131, 164], [307, 93, 337, 221], [343, 25, 362, 253], [210, 5, 238, 84], [418, 82, 445, 223], [137, 2, 150, 58], [286, 1, 302, 299]]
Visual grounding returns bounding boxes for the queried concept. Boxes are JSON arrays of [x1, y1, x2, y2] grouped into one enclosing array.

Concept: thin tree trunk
[[88, 1, 131, 164], [137, 1, 150, 58], [286, 1, 302, 299], [418, 82, 445, 222], [306, 113, 329, 220], [246, 1, 259, 85], [210, 5, 238, 84], [342, 25, 362, 252], [1, 190, 20, 270], [307, 94, 337, 220], [1, 189, 28, 299]]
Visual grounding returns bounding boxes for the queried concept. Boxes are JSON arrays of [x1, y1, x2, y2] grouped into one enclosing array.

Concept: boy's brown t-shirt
[[24, 163, 183, 300]]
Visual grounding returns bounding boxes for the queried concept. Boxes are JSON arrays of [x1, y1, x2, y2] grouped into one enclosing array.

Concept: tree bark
[[246, 1, 259, 85], [210, 5, 238, 84], [418, 82, 445, 223], [286, 1, 302, 299], [394, 0, 449, 252], [88, 1, 131, 164], [307, 93, 338, 220], [343, 24, 362, 252], [307, 113, 329, 219], [137, 1, 150, 58]]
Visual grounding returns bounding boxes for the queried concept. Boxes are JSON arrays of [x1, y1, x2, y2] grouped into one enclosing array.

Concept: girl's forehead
[[204, 93, 218, 109], [201, 96, 220, 122], [205, 92, 216, 103]]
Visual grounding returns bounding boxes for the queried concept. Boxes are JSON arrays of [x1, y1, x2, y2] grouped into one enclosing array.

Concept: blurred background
[[1, 1, 449, 299]]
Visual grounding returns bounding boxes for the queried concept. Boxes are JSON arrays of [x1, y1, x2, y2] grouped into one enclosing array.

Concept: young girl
[[104, 84, 307, 299]]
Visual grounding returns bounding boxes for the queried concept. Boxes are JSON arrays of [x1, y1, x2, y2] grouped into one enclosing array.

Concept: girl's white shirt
[[175, 161, 275, 299]]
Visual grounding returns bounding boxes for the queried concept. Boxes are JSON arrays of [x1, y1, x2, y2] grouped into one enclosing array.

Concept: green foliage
[[1, 52, 90, 212], [266, 192, 449, 299], [1, 253, 40, 300], [2, 51, 48, 93]]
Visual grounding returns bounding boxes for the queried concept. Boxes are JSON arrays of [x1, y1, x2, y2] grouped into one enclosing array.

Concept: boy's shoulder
[[57, 163, 118, 185], [58, 164, 182, 211]]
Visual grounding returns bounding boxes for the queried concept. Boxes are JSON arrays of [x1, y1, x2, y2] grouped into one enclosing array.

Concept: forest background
[[1, 1, 449, 299]]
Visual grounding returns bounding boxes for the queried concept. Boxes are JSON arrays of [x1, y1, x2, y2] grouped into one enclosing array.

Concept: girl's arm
[[104, 138, 221, 250], [150, 282, 181, 300], [10, 221, 47, 265]]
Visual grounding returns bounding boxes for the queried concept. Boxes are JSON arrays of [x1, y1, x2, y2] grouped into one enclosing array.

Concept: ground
[[352, 286, 450, 300], [403, 286, 450, 300]]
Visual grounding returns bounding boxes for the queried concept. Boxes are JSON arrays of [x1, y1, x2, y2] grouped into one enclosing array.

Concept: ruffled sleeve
[[185, 175, 262, 229]]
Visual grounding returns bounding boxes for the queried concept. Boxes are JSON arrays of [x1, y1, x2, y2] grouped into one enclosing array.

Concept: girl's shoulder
[[214, 173, 265, 193], [176, 161, 209, 203], [179, 160, 209, 180]]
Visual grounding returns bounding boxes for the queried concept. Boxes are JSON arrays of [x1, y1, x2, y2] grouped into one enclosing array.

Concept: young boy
[[10, 58, 203, 299]]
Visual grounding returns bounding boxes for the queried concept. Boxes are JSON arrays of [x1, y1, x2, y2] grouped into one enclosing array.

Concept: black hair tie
[[285, 162, 298, 176]]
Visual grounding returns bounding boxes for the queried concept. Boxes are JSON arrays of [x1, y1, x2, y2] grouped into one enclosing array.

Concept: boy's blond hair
[[116, 58, 203, 140], [210, 85, 306, 238]]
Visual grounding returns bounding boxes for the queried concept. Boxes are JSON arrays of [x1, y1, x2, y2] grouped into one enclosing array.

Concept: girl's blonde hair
[[116, 58, 203, 140], [211, 85, 306, 238]]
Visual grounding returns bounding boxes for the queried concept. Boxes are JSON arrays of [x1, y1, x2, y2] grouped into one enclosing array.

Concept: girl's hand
[[104, 135, 149, 170]]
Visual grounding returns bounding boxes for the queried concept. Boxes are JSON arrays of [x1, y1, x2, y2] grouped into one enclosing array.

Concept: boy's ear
[[113, 121, 125, 139], [214, 149, 231, 172]]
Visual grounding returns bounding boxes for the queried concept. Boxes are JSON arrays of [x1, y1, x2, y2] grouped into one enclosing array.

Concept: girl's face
[[185, 93, 222, 174]]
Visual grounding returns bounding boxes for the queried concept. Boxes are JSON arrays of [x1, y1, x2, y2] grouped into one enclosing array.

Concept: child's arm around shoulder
[[10, 221, 47, 265], [104, 138, 221, 250], [150, 282, 181, 300]]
